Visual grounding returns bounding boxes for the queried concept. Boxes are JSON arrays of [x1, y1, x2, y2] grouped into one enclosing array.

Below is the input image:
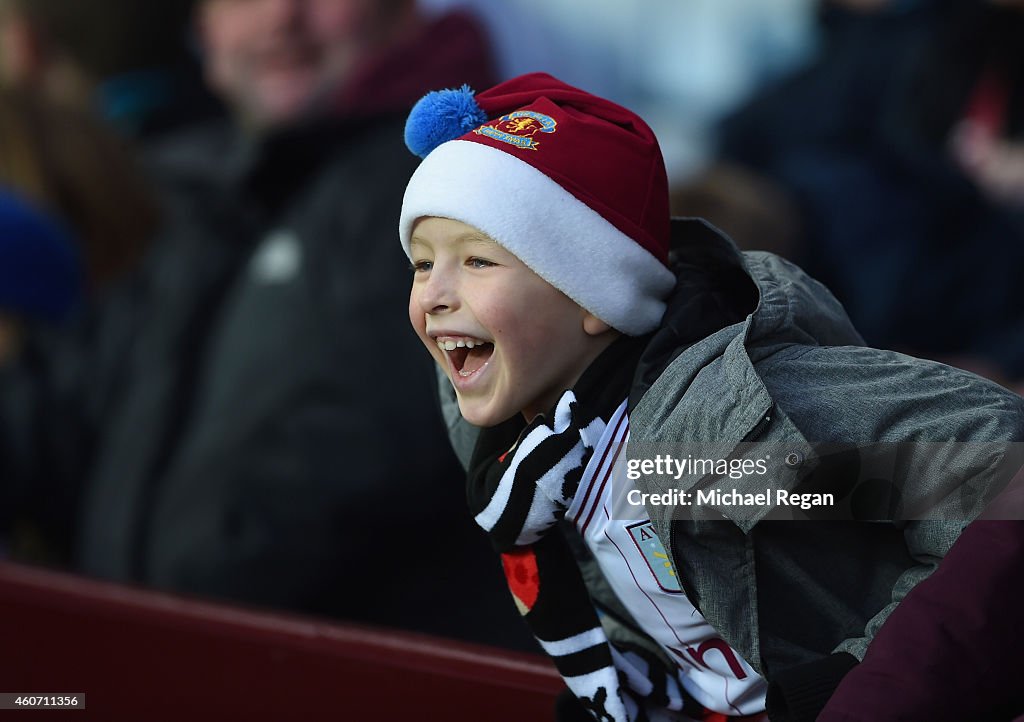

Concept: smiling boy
[[409, 217, 616, 426], [399, 74, 1024, 722]]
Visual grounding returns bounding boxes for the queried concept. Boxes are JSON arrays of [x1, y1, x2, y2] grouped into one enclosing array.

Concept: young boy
[[399, 73, 1024, 721]]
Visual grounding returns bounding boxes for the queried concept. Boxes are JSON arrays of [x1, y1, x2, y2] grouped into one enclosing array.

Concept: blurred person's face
[[199, 0, 401, 131], [0, 5, 37, 85]]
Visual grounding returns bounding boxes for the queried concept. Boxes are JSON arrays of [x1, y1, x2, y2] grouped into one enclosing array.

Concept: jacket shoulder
[[759, 344, 1024, 443]]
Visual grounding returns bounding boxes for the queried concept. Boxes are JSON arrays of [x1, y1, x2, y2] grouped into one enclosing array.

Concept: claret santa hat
[[399, 72, 675, 336]]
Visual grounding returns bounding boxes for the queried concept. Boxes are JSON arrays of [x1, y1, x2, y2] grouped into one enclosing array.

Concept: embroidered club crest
[[474, 110, 557, 150], [627, 521, 682, 593]]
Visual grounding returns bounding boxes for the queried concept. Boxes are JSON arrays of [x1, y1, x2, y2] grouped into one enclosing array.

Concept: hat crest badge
[[474, 110, 557, 151]]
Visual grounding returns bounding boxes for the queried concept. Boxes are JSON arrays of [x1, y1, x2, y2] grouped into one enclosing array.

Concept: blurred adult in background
[[0, 87, 157, 558], [0, 0, 222, 141], [678, 0, 1024, 394], [672, 0, 941, 256], [877, 0, 1024, 388], [0, 0, 531, 649]]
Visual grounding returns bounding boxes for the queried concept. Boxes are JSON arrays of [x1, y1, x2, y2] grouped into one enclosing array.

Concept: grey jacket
[[440, 218, 1024, 716], [631, 219, 1024, 716]]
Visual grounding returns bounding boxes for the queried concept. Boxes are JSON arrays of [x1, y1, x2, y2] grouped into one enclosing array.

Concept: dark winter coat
[[0, 11, 529, 648]]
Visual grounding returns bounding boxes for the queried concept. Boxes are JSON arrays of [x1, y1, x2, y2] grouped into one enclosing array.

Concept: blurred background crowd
[[0, 0, 1022, 649]]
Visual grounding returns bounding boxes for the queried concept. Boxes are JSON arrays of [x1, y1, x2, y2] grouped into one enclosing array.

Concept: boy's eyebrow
[[409, 232, 500, 250], [459, 233, 500, 249]]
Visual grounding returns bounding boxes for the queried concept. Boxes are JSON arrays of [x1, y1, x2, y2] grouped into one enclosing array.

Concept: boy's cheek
[[406, 304, 446, 368], [426, 344, 447, 372], [411, 324, 440, 362], [407, 295, 427, 339]]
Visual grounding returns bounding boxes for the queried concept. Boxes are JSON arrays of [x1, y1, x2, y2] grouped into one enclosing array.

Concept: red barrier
[[0, 561, 561, 721]]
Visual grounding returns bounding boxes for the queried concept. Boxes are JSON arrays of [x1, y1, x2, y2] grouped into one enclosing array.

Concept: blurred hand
[[952, 120, 1024, 207]]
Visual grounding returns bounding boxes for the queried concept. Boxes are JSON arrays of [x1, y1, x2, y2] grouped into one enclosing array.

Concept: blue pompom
[[404, 84, 489, 158]]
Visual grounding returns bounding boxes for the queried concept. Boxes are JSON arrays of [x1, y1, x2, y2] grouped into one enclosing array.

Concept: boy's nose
[[417, 273, 458, 315]]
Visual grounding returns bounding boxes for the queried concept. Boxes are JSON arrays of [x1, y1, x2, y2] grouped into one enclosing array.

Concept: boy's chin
[[456, 397, 519, 429]]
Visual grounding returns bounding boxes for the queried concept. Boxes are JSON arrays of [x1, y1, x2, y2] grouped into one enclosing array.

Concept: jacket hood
[[631, 218, 863, 442]]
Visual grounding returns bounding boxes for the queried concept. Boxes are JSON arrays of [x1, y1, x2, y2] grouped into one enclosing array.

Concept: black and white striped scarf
[[466, 338, 704, 721]]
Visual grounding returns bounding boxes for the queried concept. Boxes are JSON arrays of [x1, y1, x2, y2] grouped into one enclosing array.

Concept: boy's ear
[[582, 312, 613, 337]]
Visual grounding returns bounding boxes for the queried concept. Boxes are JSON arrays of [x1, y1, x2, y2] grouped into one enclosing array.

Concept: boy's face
[[409, 217, 615, 427]]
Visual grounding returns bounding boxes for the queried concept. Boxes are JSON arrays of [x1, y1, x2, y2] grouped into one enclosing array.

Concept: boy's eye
[[467, 257, 495, 269], [410, 260, 433, 273]]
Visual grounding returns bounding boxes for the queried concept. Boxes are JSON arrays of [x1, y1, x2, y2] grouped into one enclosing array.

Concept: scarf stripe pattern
[[465, 340, 709, 721], [471, 391, 633, 720]]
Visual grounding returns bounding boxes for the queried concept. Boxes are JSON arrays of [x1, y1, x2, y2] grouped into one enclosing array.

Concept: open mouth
[[437, 338, 495, 378]]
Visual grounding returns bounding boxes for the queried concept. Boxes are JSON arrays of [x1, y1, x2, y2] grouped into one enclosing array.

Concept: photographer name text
[[627, 487, 835, 510]]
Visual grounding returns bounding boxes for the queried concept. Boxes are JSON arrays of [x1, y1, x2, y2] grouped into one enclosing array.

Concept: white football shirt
[[565, 400, 767, 717]]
